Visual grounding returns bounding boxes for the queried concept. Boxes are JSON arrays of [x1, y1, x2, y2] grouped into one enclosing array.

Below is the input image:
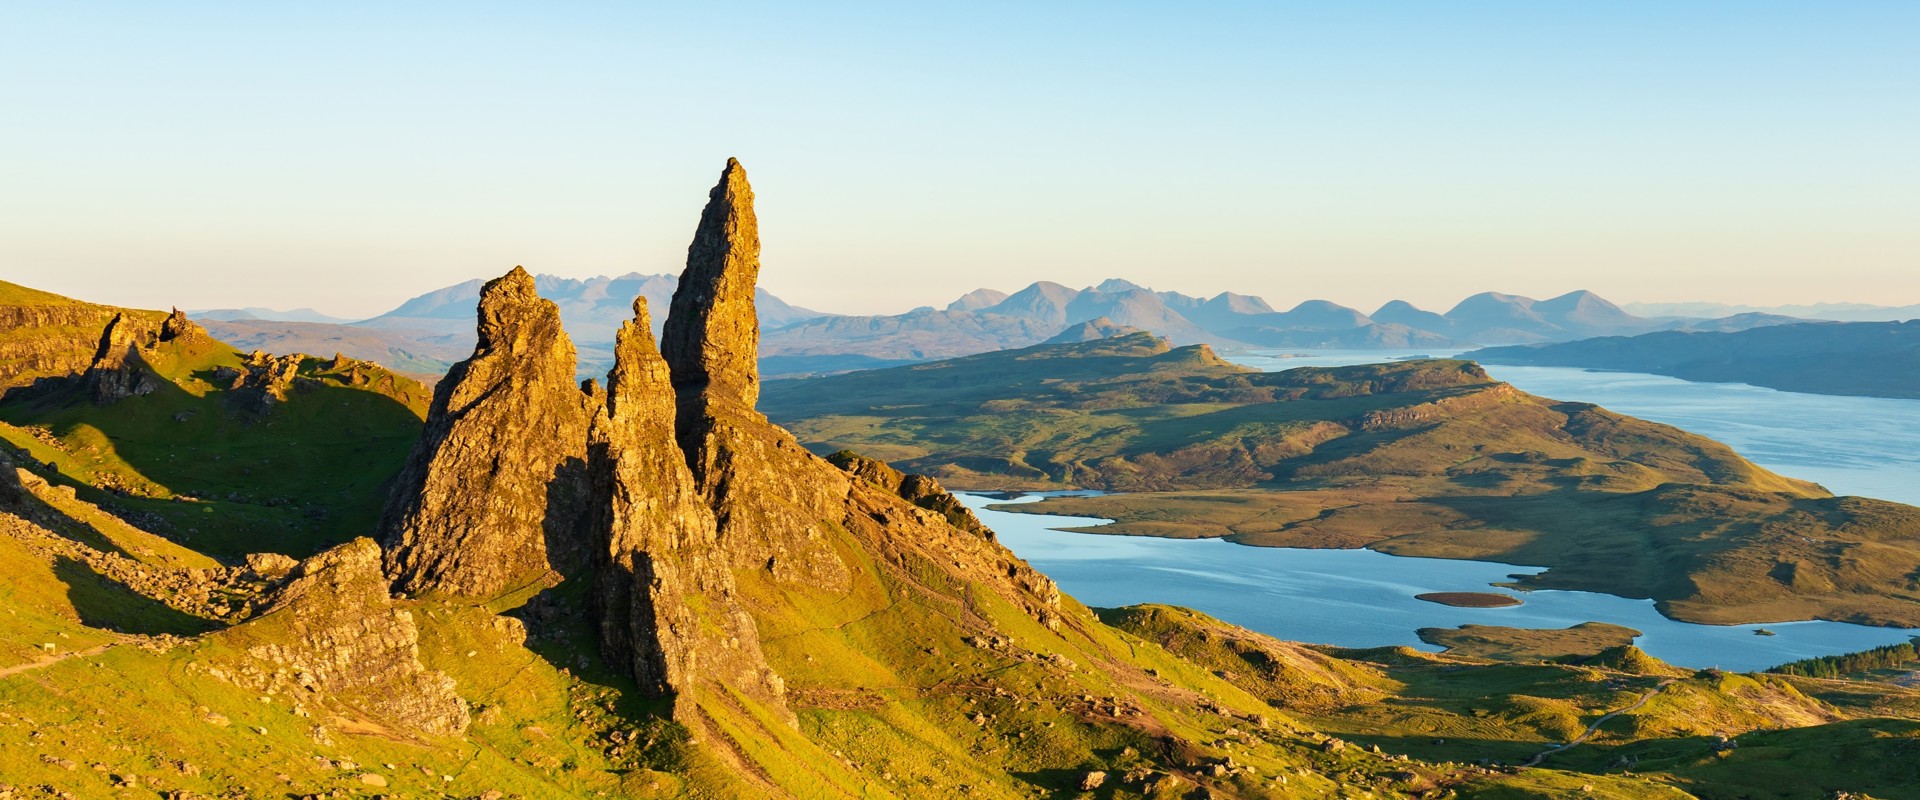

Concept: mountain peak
[[1537, 289, 1621, 313], [1094, 278, 1148, 293], [946, 287, 1009, 312]]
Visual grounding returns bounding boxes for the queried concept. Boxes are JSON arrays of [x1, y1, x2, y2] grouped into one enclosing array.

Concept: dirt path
[[1524, 679, 1676, 768], [0, 643, 114, 679]]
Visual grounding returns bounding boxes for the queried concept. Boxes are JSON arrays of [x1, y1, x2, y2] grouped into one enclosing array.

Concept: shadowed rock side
[[662, 159, 853, 591], [380, 267, 596, 598], [590, 297, 788, 721]]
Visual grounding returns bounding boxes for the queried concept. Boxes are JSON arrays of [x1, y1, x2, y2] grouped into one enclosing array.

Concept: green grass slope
[[764, 335, 1920, 627], [1124, 604, 1920, 799], [9, 421, 1920, 797], [0, 323, 429, 559]]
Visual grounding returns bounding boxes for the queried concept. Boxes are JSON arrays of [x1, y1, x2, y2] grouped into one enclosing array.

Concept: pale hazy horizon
[[5, 3, 1915, 319]]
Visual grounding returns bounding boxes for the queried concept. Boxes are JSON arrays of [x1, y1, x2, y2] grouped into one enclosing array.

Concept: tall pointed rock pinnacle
[[591, 296, 788, 719], [662, 159, 854, 591], [381, 266, 597, 597], [663, 157, 764, 410]]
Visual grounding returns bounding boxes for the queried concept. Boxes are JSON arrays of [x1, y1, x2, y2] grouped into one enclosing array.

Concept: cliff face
[[589, 296, 787, 719], [0, 282, 187, 396], [662, 159, 853, 591], [379, 267, 596, 598]]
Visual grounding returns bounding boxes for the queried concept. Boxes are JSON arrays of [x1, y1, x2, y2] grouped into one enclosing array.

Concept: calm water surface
[[975, 351, 1920, 671]]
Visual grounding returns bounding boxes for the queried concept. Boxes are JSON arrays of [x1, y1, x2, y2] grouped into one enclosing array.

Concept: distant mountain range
[[762, 280, 1800, 368], [199, 275, 1810, 380], [1469, 320, 1920, 400], [1625, 301, 1920, 323], [190, 306, 353, 324]]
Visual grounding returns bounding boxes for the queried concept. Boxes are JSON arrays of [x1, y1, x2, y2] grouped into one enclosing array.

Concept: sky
[[2, 1, 1916, 319]]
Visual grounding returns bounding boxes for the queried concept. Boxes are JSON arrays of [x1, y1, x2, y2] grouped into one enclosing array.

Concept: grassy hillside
[[1, 448, 1717, 799], [0, 325, 429, 559], [4, 406, 1917, 797], [1113, 604, 1920, 800], [763, 334, 1920, 627]]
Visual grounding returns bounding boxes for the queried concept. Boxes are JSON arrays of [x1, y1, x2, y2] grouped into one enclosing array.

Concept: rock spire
[[662, 160, 853, 590], [591, 296, 787, 717], [380, 266, 596, 598], [663, 157, 764, 411]]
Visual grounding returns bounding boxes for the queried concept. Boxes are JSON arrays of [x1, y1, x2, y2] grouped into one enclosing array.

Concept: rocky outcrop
[[160, 307, 207, 342], [362, 159, 1073, 779], [81, 308, 207, 404], [826, 450, 993, 539], [85, 313, 163, 403], [218, 538, 470, 736], [380, 266, 596, 598], [216, 351, 305, 412], [590, 297, 786, 719], [662, 160, 853, 590], [1354, 383, 1517, 432]]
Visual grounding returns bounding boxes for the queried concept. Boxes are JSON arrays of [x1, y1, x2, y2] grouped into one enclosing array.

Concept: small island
[[1415, 591, 1523, 608], [1418, 622, 1647, 662]]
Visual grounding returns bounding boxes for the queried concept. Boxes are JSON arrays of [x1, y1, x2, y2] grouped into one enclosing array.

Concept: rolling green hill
[[762, 333, 1920, 627]]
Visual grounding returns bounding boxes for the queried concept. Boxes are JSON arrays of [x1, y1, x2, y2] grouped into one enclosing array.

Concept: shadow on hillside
[[2, 353, 426, 559], [498, 452, 681, 734], [52, 556, 216, 636]]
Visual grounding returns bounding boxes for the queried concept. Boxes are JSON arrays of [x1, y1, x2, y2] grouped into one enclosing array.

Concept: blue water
[[970, 352, 1920, 671], [970, 494, 1920, 672]]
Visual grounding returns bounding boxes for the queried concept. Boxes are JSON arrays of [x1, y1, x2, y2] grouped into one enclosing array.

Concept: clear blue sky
[[3, 2, 1915, 318]]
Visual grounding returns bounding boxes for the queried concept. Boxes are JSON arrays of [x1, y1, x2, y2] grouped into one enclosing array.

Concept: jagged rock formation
[[662, 159, 853, 590], [85, 314, 161, 403], [82, 308, 208, 404], [661, 161, 765, 411], [216, 538, 470, 736], [589, 296, 786, 718], [380, 267, 596, 598]]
